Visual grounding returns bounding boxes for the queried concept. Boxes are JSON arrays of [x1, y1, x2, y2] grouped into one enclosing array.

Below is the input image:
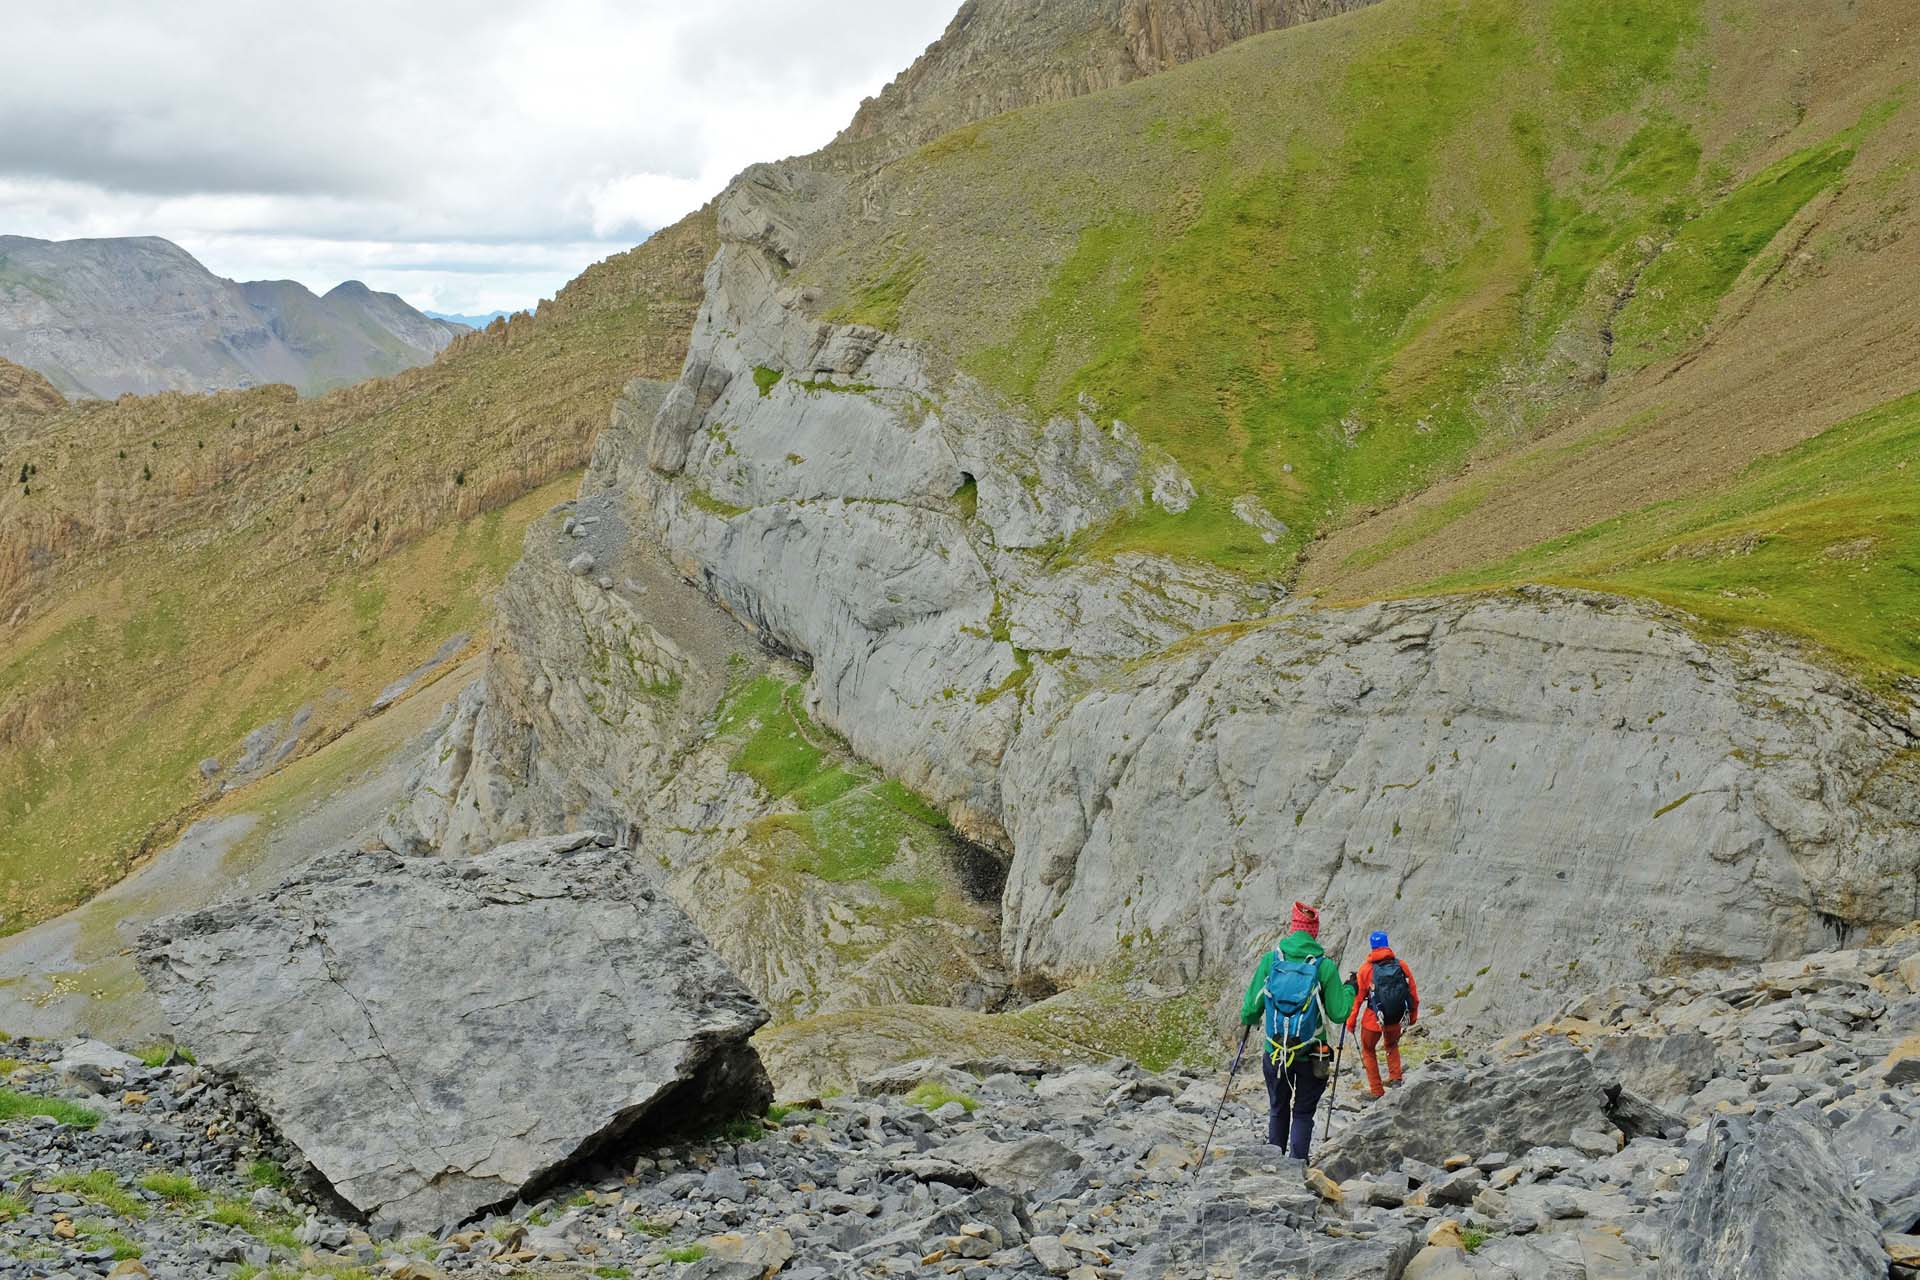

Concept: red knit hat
[[1291, 902, 1320, 937]]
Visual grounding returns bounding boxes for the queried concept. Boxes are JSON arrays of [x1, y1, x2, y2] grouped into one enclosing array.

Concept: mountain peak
[[0, 239, 457, 398]]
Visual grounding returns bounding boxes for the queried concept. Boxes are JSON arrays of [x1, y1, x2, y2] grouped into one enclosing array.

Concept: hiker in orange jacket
[[1346, 931, 1419, 1097]]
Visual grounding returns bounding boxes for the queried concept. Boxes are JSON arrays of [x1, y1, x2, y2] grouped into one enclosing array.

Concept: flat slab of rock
[[136, 837, 768, 1233], [1317, 1047, 1612, 1183]]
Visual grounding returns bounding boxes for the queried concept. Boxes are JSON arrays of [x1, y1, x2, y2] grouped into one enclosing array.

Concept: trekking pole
[[1194, 1024, 1252, 1177], [1320, 1018, 1349, 1143]]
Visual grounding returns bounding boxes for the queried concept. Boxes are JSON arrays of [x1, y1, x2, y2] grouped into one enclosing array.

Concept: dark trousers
[[1262, 1044, 1328, 1159]]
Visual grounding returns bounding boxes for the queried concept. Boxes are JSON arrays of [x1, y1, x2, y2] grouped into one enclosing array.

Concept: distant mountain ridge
[[0, 235, 462, 398], [425, 309, 518, 330]]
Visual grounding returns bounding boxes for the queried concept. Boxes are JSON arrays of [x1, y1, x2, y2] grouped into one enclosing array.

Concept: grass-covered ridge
[[1423, 390, 1920, 683], [0, 475, 571, 935], [2, 205, 718, 936]]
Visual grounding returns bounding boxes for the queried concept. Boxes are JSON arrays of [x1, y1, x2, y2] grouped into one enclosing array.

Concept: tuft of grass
[[0, 1190, 27, 1220], [903, 1082, 978, 1113], [207, 1197, 299, 1249], [751, 366, 784, 397], [710, 1112, 768, 1143], [245, 1159, 291, 1191], [1462, 1226, 1489, 1252], [0, 1089, 100, 1128], [663, 1244, 710, 1264], [630, 1217, 673, 1238], [135, 1043, 195, 1067], [137, 1169, 205, 1206], [74, 1218, 142, 1259], [49, 1170, 145, 1219]]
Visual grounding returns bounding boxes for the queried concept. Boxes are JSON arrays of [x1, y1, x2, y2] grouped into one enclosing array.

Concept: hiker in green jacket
[[1240, 901, 1356, 1159]]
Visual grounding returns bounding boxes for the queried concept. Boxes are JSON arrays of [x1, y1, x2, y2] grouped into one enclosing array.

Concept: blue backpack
[[1263, 953, 1325, 1065]]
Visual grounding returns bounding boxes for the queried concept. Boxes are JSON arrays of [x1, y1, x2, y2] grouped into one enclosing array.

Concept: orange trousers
[[1359, 1022, 1403, 1095]]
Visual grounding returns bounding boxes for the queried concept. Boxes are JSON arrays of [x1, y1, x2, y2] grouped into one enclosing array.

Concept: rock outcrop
[[0, 235, 461, 398], [404, 151, 1919, 1035], [1657, 1110, 1887, 1280], [1316, 1047, 1615, 1183], [134, 836, 770, 1233], [833, 0, 1380, 158]]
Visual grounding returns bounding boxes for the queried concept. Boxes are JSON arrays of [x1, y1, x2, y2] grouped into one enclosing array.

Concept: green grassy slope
[[0, 209, 718, 934], [800, 0, 1919, 684], [1425, 390, 1920, 683]]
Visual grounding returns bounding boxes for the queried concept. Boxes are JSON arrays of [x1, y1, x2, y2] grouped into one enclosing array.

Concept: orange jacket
[[1347, 946, 1419, 1032]]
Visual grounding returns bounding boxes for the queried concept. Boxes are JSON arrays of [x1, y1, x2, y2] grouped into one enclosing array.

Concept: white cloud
[[0, 0, 954, 314]]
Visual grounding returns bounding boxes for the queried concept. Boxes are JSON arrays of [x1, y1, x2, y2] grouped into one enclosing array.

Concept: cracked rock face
[[398, 158, 1920, 1038], [134, 836, 770, 1234]]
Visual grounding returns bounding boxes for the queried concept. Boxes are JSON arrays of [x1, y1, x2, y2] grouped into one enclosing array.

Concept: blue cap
[[1369, 931, 1390, 949]]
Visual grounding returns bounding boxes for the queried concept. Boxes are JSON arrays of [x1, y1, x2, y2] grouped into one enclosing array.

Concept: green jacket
[[1240, 930, 1356, 1042]]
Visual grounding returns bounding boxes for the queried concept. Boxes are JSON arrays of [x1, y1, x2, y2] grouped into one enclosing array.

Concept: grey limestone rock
[[1656, 1109, 1886, 1280], [394, 134, 1920, 1047], [134, 838, 770, 1234], [1589, 1032, 1721, 1113], [1316, 1048, 1612, 1183]]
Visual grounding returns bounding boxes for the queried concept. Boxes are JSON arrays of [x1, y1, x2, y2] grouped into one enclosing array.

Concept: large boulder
[[1830, 1103, 1920, 1234], [1657, 1110, 1885, 1280], [1589, 1032, 1721, 1112], [136, 837, 769, 1234], [1316, 1048, 1612, 1182]]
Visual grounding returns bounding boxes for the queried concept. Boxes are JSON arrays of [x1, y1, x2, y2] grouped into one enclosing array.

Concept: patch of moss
[[752, 366, 783, 397], [73, 1219, 142, 1260], [685, 488, 749, 519], [903, 1081, 978, 1112]]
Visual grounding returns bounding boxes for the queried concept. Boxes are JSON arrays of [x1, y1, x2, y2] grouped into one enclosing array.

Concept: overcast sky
[[1, 1, 954, 315]]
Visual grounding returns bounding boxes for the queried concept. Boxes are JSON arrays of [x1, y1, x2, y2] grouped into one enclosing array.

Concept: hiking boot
[[1386, 1078, 1403, 1089]]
